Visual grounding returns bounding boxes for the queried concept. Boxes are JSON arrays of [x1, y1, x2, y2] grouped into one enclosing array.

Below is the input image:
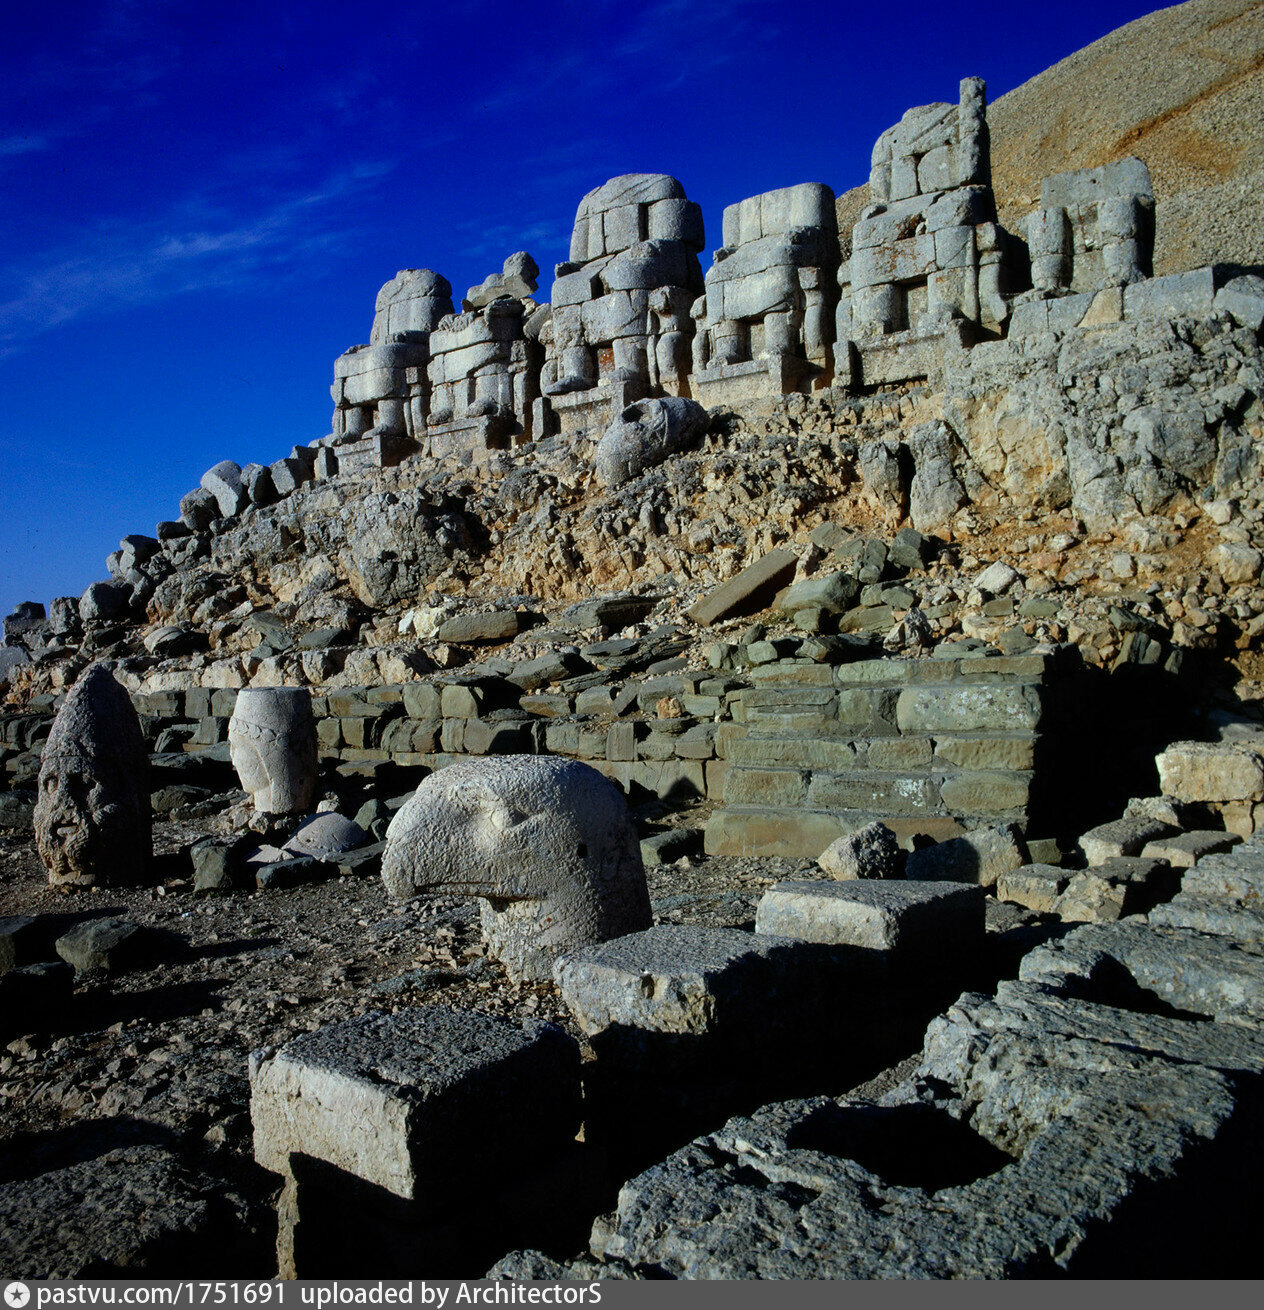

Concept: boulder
[[595, 398, 709, 487], [904, 824, 1028, 887], [381, 756, 652, 982], [817, 821, 904, 880], [55, 918, 150, 973], [34, 664, 151, 887], [200, 460, 248, 518], [282, 813, 366, 861]]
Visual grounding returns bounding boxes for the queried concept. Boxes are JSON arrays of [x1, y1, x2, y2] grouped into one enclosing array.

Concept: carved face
[[35, 747, 135, 886]]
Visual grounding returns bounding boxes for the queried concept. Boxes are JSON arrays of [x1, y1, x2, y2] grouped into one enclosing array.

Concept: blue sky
[[0, 0, 1169, 621]]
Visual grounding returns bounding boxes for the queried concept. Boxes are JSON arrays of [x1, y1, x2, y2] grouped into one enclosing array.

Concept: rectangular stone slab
[[250, 1006, 579, 1200], [754, 878, 983, 953], [685, 550, 798, 626]]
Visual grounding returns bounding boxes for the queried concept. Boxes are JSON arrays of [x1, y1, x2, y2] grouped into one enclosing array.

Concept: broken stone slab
[[333, 841, 387, 878], [1020, 917, 1264, 1024], [904, 824, 1027, 887], [817, 821, 904, 880], [554, 924, 831, 1041], [192, 837, 251, 895], [640, 828, 703, 866], [256, 856, 327, 890], [685, 549, 798, 626], [250, 1006, 580, 1201], [436, 611, 527, 644], [774, 571, 860, 616], [755, 879, 984, 955], [200, 460, 248, 518], [561, 594, 657, 631], [1157, 740, 1264, 803], [1141, 829, 1240, 868], [995, 864, 1068, 914], [0, 1145, 260, 1278], [54, 918, 151, 974], [1078, 816, 1176, 865], [582, 969, 1264, 1278], [382, 756, 652, 982]]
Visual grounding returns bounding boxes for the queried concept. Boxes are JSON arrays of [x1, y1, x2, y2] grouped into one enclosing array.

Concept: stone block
[[723, 767, 809, 807], [1142, 830, 1241, 868], [904, 823, 1028, 887], [704, 807, 850, 859], [1157, 741, 1264, 804], [436, 612, 524, 644], [250, 1006, 580, 1199], [996, 864, 1069, 914], [54, 918, 150, 973], [807, 772, 939, 814], [755, 878, 984, 954], [817, 822, 904, 880], [729, 737, 857, 770], [685, 550, 798, 626], [896, 684, 1042, 733], [1079, 816, 1176, 865], [554, 925, 815, 1039], [403, 683, 442, 720], [939, 770, 1031, 813], [934, 736, 1035, 771], [1123, 268, 1215, 322]]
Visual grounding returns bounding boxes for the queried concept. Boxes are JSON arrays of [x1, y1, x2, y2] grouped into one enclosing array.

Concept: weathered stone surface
[[55, 917, 149, 973], [436, 611, 525, 644], [228, 688, 318, 815], [1079, 815, 1175, 865], [382, 756, 651, 981], [0, 1146, 259, 1278], [34, 664, 150, 888], [686, 550, 798, 626], [200, 460, 248, 518], [896, 683, 1041, 732], [1142, 829, 1240, 868], [596, 397, 709, 486], [996, 864, 1068, 913], [554, 925, 810, 1038], [250, 1007, 580, 1199], [282, 813, 366, 861], [755, 878, 983, 953], [1157, 740, 1264, 804], [817, 821, 904, 880], [775, 571, 860, 616], [905, 824, 1027, 887]]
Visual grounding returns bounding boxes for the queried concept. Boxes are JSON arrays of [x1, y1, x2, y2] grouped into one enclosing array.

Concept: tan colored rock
[[1157, 740, 1264, 804]]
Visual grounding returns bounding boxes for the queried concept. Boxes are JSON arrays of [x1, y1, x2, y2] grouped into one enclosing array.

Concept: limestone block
[[436, 611, 524, 644], [917, 144, 956, 193], [200, 460, 248, 518], [1157, 741, 1264, 804], [646, 198, 704, 249], [996, 864, 1068, 914], [1142, 830, 1240, 868], [718, 264, 800, 323], [78, 580, 131, 623], [1123, 268, 1215, 322], [1213, 274, 1264, 332], [282, 814, 366, 862], [896, 684, 1042, 733], [250, 1006, 580, 1199], [755, 878, 983, 953], [381, 757, 651, 982], [228, 688, 319, 815], [1040, 157, 1153, 212], [904, 824, 1028, 887], [371, 268, 454, 342], [463, 251, 538, 310], [595, 397, 709, 487], [554, 924, 810, 1038], [817, 821, 904, 880], [580, 290, 649, 342], [685, 549, 798, 626], [1079, 816, 1176, 865], [35, 665, 151, 888], [774, 571, 860, 615], [939, 771, 1030, 814]]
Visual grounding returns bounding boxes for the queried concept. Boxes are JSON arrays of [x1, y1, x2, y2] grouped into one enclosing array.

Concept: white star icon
[[4, 1285, 30, 1309]]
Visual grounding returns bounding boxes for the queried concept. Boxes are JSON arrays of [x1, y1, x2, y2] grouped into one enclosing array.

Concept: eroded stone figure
[[34, 663, 151, 887], [228, 688, 319, 815], [380, 755, 652, 981]]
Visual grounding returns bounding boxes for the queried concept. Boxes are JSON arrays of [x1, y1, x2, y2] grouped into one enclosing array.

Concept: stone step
[[705, 806, 967, 859]]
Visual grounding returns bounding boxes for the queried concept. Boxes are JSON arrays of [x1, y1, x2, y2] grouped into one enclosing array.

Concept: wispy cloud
[[0, 159, 397, 355]]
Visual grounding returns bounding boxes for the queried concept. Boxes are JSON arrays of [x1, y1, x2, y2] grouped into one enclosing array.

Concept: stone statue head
[[228, 688, 318, 815], [35, 664, 151, 887]]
